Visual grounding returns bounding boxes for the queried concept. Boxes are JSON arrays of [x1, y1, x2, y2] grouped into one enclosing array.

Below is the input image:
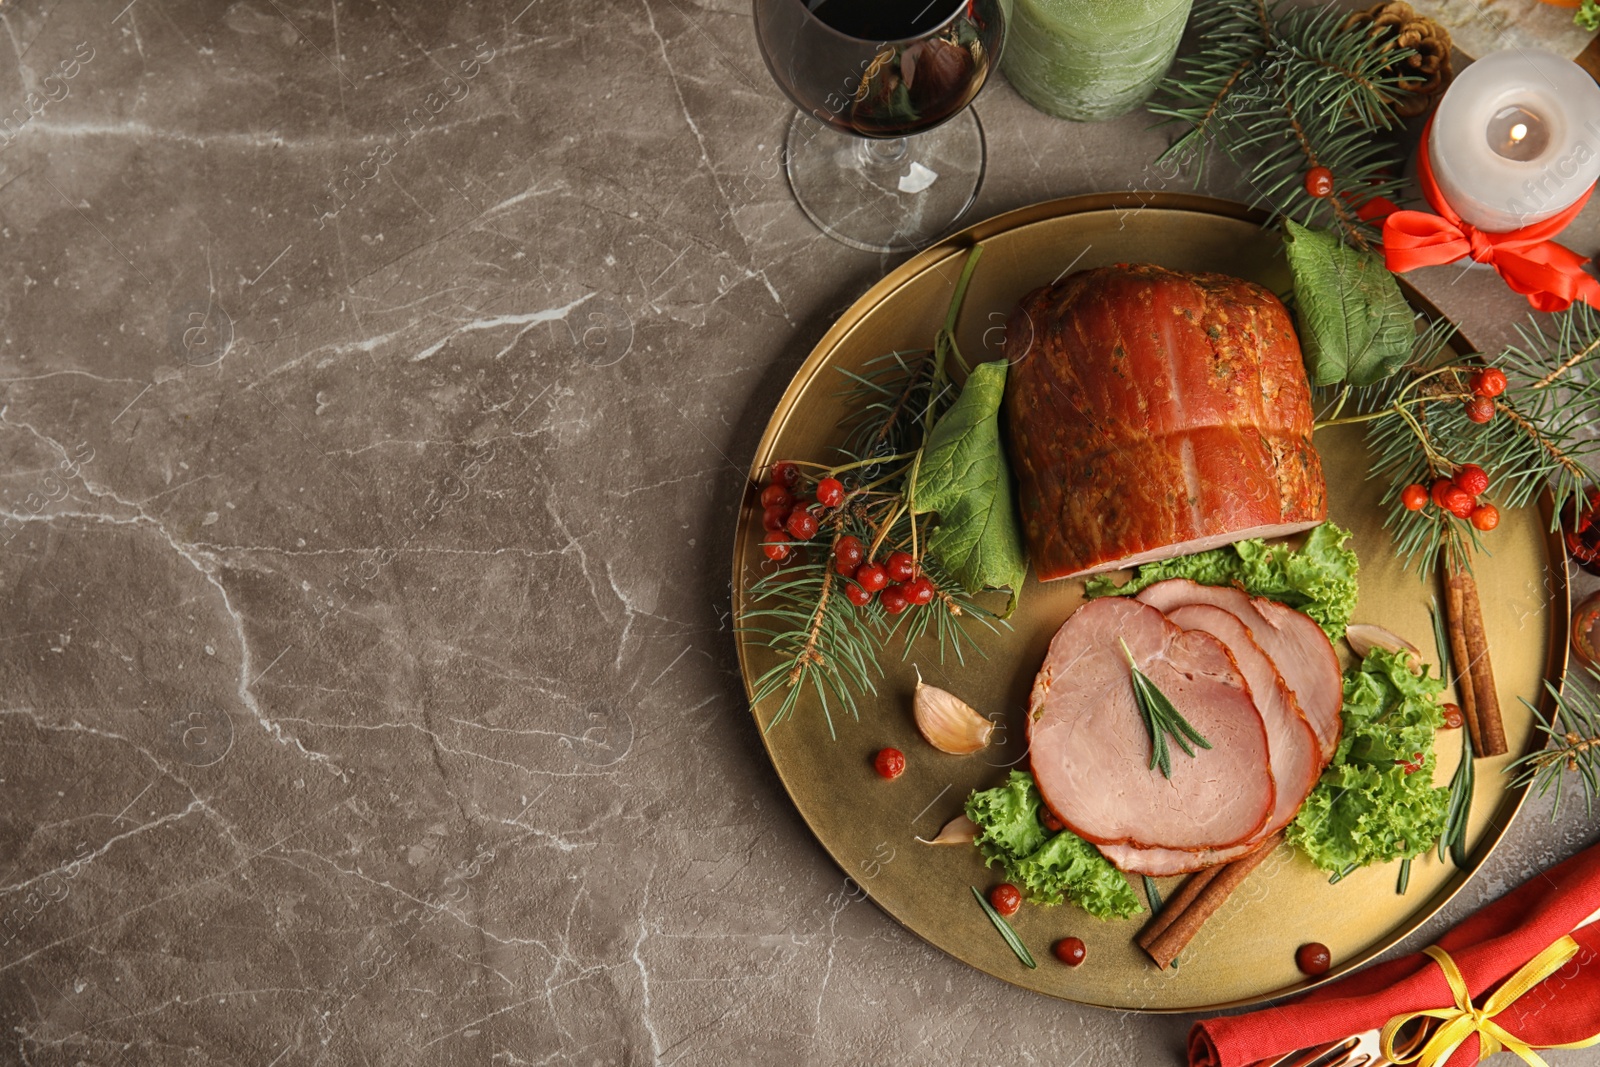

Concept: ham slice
[[1027, 598, 1275, 852], [1135, 579, 1344, 762], [1096, 602, 1323, 877]]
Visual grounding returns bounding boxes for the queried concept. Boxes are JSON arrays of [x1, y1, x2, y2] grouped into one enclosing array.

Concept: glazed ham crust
[[1003, 263, 1328, 581]]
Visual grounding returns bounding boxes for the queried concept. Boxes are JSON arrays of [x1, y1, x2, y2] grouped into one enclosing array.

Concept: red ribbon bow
[[1379, 120, 1600, 313]]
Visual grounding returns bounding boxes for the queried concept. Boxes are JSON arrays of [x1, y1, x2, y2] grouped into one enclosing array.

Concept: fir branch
[[1509, 668, 1600, 819]]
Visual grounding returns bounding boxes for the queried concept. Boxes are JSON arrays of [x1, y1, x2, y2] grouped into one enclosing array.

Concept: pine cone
[[1342, 1, 1454, 118]]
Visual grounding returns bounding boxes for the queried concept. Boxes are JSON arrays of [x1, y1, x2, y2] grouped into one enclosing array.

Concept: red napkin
[[1189, 840, 1600, 1067]]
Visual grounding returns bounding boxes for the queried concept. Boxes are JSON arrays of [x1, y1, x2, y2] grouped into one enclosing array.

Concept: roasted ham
[[1003, 264, 1327, 581]]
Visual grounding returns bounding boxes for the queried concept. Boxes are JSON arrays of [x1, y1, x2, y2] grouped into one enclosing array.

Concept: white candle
[[1427, 49, 1600, 233]]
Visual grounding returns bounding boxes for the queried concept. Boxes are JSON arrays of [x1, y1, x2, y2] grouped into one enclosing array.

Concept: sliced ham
[[1027, 597, 1275, 853], [1096, 602, 1323, 877], [1135, 579, 1343, 762]]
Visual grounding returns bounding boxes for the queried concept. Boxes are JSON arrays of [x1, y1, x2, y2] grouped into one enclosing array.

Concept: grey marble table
[[2, 1, 1599, 1063]]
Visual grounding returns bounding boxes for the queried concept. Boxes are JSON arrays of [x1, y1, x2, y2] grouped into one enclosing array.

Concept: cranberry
[[1443, 487, 1476, 519], [1053, 937, 1087, 966], [873, 747, 905, 779], [1442, 702, 1464, 729], [1296, 942, 1332, 976], [1465, 396, 1496, 424], [988, 883, 1022, 917], [760, 483, 792, 510], [1471, 503, 1500, 531], [1038, 806, 1064, 832], [770, 461, 800, 490], [886, 551, 916, 583], [762, 505, 789, 532], [844, 581, 873, 607], [904, 576, 935, 605], [1471, 367, 1508, 398], [815, 477, 844, 509], [835, 559, 858, 578], [1304, 166, 1334, 198], [1453, 464, 1489, 496], [855, 562, 888, 593], [786, 508, 820, 540], [1401, 484, 1428, 511], [1431, 478, 1454, 509], [880, 584, 909, 614], [834, 535, 864, 569], [762, 532, 791, 562]]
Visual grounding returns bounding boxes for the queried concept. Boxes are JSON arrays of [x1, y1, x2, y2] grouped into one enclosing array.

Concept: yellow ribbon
[[1380, 935, 1600, 1067]]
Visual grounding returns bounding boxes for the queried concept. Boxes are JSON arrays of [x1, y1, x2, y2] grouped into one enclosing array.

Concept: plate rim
[[731, 191, 1572, 1013]]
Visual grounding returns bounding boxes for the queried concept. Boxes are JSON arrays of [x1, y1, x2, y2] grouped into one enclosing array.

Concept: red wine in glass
[[753, 0, 1006, 252]]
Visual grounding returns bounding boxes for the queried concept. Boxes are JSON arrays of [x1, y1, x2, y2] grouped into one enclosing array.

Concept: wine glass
[[753, 0, 1007, 254]]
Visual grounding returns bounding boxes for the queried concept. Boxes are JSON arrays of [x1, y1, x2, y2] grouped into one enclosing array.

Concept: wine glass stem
[[858, 137, 910, 169]]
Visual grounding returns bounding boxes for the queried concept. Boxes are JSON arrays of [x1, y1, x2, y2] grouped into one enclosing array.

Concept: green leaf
[[1577, 0, 1600, 32], [911, 359, 1027, 600], [970, 886, 1036, 968], [1284, 220, 1413, 387]]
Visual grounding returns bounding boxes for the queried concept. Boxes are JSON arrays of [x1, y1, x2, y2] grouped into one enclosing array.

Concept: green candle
[[1002, 0, 1194, 121]]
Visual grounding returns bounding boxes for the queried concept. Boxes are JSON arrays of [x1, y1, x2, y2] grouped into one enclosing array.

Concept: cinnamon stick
[[1135, 866, 1221, 951], [1140, 832, 1284, 970], [1441, 551, 1507, 757]]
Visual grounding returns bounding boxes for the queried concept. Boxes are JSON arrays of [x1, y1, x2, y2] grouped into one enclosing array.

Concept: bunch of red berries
[[1399, 463, 1500, 532], [758, 460, 845, 561], [755, 460, 938, 615], [1462, 367, 1507, 425]]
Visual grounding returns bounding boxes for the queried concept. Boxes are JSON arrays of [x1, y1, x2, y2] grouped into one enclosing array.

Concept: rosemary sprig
[[1396, 856, 1411, 895], [1509, 667, 1600, 819], [1431, 599, 1476, 867], [1119, 638, 1213, 778], [971, 886, 1036, 968], [1142, 874, 1163, 914]]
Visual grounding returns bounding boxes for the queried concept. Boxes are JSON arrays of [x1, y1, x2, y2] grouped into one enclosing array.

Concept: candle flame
[[1510, 122, 1528, 143]]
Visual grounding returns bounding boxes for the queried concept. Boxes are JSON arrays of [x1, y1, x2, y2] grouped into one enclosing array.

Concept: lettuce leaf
[[1084, 522, 1359, 640], [965, 771, 1142, 919], [1287, 649, 1449, 872]]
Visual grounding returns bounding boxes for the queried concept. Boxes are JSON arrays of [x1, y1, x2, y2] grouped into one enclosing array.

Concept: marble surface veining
[[1, 0, 1598, 1063]]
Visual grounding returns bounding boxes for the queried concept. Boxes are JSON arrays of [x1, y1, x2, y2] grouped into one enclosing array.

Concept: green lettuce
[[1287, 649, 1449, 872], [965, 771, 1142, 919], [1084, 522, 1359, 640]]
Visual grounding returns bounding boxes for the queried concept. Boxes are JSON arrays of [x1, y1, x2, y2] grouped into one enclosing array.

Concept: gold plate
[[731, 193, 1569, 1012]]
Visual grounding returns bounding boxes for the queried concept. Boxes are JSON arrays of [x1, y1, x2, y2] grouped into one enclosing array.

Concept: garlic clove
[[912, 668, 995, 754], [916, 813, 979, 846], [1346, 623, 1422, 670]]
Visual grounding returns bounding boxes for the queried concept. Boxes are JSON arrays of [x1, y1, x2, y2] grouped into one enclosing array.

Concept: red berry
[[880, 584, 909, 614], [905, 576, 935, 605], [835, 535, 865, 569], [1304, 165, 1335, 198], [873, 747, 905, 779], [835, 559, 857, 578], [786, 508, 819, 540], [1453, 464, 1489, 496], [1443, 487, 1476, 519], [1471, 503, 1500, 531], [760, 484, 792, 510], [855, 562, 888, 593], [762, 531, 791, 562], [762, 505, 789, 532], [885, 551, 916, 583], [815, 477, 844, 509], [1401, 484, 1428, 511], [988, 883, 1022, 917], [1296, 942, 1332, 976], [1471, 367, 1508, 398], [1053, 937, 1087, 966], [1442, 702, 1464, 729], [1431, 478, 1454, 509], [1038, 805, 1065, 832], [770, 461, 800, 490], [844, 581, 872, 607], [1465, 396, 1496, 423]]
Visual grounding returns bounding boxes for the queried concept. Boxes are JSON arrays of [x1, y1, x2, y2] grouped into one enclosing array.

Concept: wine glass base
[[783, 109, 986, 255]]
